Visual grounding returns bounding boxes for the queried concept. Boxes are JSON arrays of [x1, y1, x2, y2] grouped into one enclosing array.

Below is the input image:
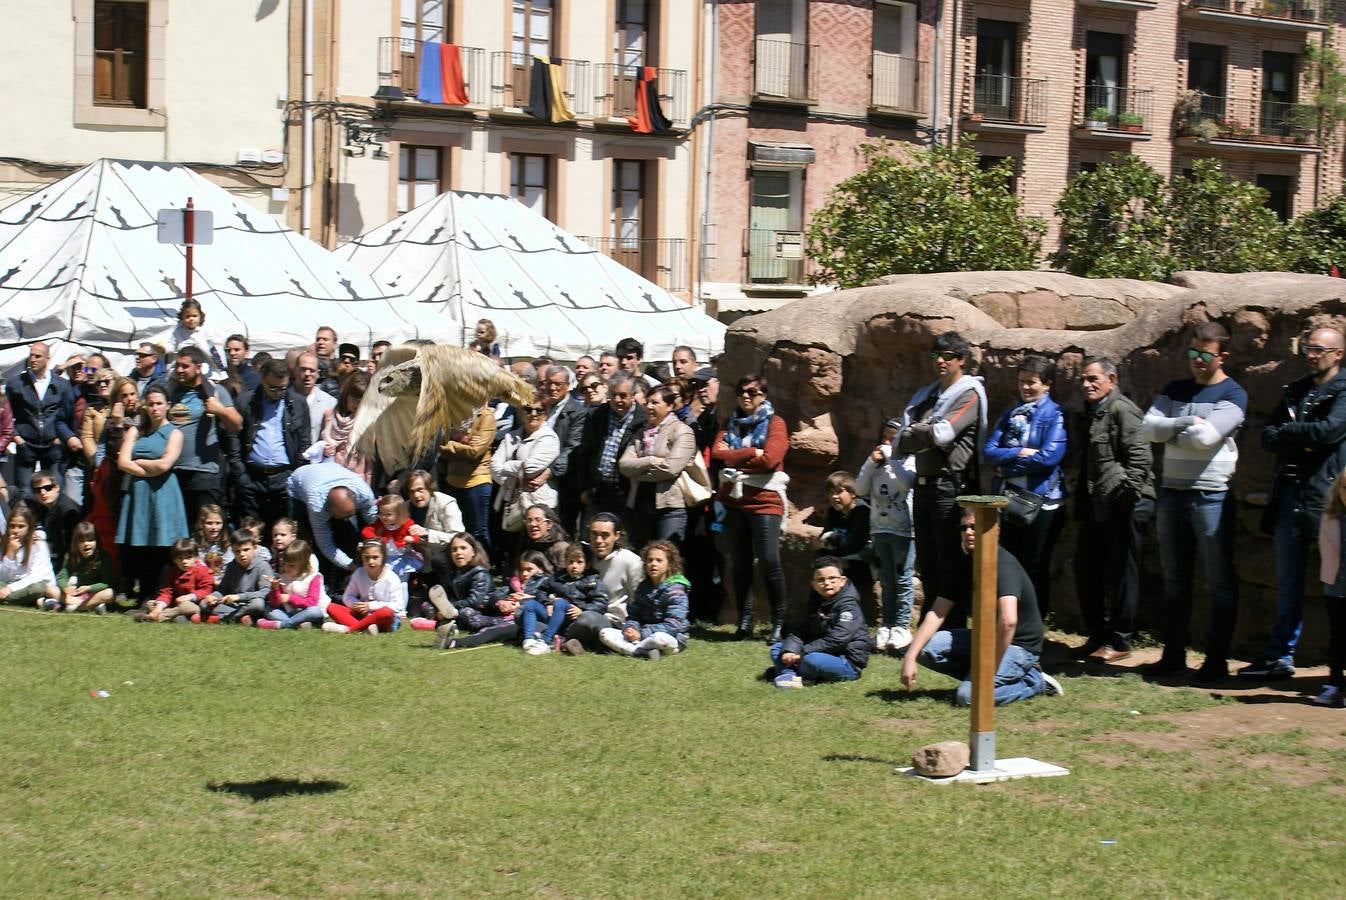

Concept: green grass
[[2, 609, 1344, 897]]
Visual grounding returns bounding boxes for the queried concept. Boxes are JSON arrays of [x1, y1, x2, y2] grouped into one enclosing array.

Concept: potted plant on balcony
[[1285, 103, 1319, 143], [1086, 106, 1111, 129], [1173, 89, 1206, 136], [1117, 110, 1145, 133]]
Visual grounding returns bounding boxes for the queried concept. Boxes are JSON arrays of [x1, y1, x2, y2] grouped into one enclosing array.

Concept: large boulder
[[720, 271, 1346, 660]]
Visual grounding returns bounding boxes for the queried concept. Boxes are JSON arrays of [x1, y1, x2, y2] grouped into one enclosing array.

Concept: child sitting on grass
[[362, 494, 424, 581], [768, 556, 870, 689], [203, 528, 274, 624], [416, 533, 494, 648], [0, 506, 59, 608], [325, 539, 404, 634], [194, 504, 232, 586], [599, 540, 690, 660], [259, 539, 325, 630], [441, 550, 548, 650], [522, 542, 609, 656], [139, 538, 212, 622], [57, 522, 115, 613]]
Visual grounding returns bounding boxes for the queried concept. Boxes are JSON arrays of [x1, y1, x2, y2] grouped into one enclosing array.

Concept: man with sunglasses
[[129, 342, 165, 397], [236, 359, 312, 527], [893, 331, 988, 624], [5, 342, 79, 500], [1242, 327, 1346, 682], [1142, 322, 1247, 685], [901, 508, 1062, 705], [17, 471, 82, 573]]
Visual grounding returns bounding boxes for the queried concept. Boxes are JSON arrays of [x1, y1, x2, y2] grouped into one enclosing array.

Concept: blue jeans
[[872, 532, 914, 628], [770, 642, 860, 683], [265, 605, 325, 628], [448, 483, 493, 555], [520, 597, 571, 643], [1263, 484, 1309, 665], [1156, 488, 1239, 662], [918, 629, 1045, 706]]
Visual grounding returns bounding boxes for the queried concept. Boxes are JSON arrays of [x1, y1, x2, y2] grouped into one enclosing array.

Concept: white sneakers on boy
[[522, 637, 551, 655], [875, 627, 891, 650], [887, 626, 913, 652]]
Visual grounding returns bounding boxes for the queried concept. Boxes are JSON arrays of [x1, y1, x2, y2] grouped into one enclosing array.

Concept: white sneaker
[[1042, 672, 1064, 697], [367, 624, 380, 635], [874, 627, 891, 650], [522, 638, 551, 655], [887, 626, 913, 652], [773, 671, 804, 689], [321, 622, 350, 634]]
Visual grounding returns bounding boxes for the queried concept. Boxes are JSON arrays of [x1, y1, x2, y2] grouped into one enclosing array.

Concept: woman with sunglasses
[[712, 373, 790, 641], [579, 374, 608, 408], [619, 384, 697, 548], [79, 368, 119, 470], [490, 395, 560, 560], [116, 385, 189, 599]]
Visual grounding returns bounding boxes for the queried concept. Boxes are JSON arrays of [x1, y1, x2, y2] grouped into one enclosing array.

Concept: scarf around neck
[[726, 399, 775, 450]]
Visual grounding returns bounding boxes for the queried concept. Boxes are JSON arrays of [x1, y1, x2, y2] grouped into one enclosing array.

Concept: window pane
[[413, 181, 438, 208], [397, 182, 410, 213], [525, 155, 545, 187], [414, 148, 439, 180], [399, 149, 412, 180]]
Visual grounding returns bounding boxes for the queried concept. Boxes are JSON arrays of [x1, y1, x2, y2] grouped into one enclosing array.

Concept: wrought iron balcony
[[1184, 0, 1332, 30], [578, 236, 687, 292], [753, 38, 817, 104], [1080, 84, 1154, 131], [1179, 93, 1320, 146], [592, 64, 688, 128], [745, 228, 806, 285], [376, 37, 487, 105], [490, 51, 591, 117], [871, 53, 929, 117], [971, 74, 1049, 126]]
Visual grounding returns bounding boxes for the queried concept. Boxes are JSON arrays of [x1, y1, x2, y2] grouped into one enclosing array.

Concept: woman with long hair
[[320, 370, 372, 483], [116, 385, 189, 598]]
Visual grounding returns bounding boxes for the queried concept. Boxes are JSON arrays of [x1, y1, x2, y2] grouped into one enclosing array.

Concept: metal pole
[[184, 196, 195, 301], [959, 495, 1007, 772]]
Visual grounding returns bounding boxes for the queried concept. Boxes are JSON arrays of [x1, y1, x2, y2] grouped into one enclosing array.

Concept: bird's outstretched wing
[[351, 344, 534, 473]]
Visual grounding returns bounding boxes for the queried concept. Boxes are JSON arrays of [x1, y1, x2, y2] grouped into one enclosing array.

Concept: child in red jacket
[[139, 538, 213, 622], [361, 495, 423, 580]]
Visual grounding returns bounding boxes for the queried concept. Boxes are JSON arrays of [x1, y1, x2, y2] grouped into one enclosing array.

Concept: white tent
[[0, 159, 446, 360], [335, 190, 725, 362]]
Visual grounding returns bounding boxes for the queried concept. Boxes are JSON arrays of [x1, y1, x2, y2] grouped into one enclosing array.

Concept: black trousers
[[913, 478, 963, 628], [723, 505, 786, 625], [1074, 496, 1153, 650], [176, 470, 225, 528], [237, 467, 293, 532]]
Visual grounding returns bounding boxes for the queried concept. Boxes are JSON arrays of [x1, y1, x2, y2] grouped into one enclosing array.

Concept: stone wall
[[720, 271, 1346, 660]]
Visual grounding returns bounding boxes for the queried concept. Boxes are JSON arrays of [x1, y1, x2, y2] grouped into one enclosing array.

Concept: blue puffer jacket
[[624, 574, 691, 647], [983, 394, 1067, 500]]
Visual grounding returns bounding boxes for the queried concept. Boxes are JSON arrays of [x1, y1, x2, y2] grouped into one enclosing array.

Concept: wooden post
[[958, 495, 1007, 772]]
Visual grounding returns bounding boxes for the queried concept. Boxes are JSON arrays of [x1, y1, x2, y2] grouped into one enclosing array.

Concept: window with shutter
[[93, 1, 148, 108]]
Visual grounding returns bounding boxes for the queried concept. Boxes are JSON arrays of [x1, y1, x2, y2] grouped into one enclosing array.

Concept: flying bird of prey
[[351, 344, 534, 473]]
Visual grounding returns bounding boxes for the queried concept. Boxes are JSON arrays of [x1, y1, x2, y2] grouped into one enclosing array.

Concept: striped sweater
[[1142, 377, 1246, 492]]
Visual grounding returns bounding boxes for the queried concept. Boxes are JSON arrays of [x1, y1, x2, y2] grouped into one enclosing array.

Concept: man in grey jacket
[[1070, 357, 1155, 664]]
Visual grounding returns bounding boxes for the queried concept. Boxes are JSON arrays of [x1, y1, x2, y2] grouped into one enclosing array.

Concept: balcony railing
[[971, 74, 1049, 125], [1179, 93, 1320, 143], [1187, 0, 1332, 25], [592, 64, 688, 127], [579, 236, 687, 292], [490, 51, 591, 116], [745, 228, 805, 285], [871, 53, 929, 116], [753, 38, 816, 103], [376, 38, 487, 105], [1081, 83, 1154, 130]]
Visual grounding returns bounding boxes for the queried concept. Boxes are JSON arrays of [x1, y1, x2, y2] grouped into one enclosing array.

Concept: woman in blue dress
[[117, 386, 188, 599]]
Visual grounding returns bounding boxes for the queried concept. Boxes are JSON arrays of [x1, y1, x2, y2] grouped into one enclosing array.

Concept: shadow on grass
[[207, 778, 346, 802], [821, 753, 902, 767], [690, 625, 754, 644], [866, 688, 957, 704], [1222, 692, 1319, 706]]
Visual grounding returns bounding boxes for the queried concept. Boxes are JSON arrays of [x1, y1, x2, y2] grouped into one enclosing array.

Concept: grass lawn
[[2, 607, 1344, 897]]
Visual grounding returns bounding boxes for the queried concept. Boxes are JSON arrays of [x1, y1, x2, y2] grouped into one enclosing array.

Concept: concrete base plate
[[895, 757, 1069, 784]]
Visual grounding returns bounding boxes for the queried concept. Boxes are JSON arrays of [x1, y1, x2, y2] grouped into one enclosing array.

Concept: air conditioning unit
[[236, 149, 263, 166]]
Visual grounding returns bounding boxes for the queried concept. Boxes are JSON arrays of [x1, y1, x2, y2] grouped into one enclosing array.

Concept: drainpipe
[[696, 0, 718, 312], [301, 0, 315, 237], [946, 0, 960, 145], [930, 0, 943, 146]]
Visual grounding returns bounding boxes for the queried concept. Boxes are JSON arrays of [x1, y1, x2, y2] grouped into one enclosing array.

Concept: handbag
[[1001, 468, 1060, 528], [676, 452, 714, 506]]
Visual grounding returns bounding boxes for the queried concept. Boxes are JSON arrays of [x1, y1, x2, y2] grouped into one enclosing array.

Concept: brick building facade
[[697, 0, 1345, 318]]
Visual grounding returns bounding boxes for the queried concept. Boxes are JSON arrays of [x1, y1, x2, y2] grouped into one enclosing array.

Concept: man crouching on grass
[[769, 557, 871, 689], [900, 509, 1063, 706]]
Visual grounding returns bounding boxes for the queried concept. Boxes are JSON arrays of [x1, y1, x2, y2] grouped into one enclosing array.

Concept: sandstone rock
[[719, 269, 1346, 660], [1016, 290, 1067, 330], [969, 291, 1019, 327], [1065, 295, 1133, 331], [912, 741, 969, 777]]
